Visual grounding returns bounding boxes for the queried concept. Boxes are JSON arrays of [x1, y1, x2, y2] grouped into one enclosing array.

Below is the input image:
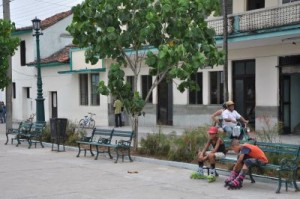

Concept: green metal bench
[[76, 128, 134, 163], [218, 140, 300, 193], [252, 142, 300, 193], [17, 122, 46, 148], [104, 129, 134, 163], [76, 128, 114, 158], [5, 121, 32, 145]]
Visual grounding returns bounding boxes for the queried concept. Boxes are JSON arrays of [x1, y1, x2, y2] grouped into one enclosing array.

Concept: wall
[[71, 49, 103, 70], [40, 15, 73, 58], [11, 32, 37, 121], [40, 65, 109, 126]]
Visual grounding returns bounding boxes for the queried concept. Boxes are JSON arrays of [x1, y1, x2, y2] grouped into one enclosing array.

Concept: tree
[[67, 0, 224, 150], [222, 0, 229, 102], [0, 20, 19, 89]]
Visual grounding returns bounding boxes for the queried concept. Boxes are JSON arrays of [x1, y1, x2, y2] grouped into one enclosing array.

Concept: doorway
[[51, 91, 57, 118], [157, 79, 173, 125], [279, 55, 300, 134], [232, 60, 256, 125]]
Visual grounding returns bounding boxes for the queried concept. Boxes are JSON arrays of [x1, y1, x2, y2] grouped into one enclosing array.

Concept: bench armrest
[[81, 136, 92, 142], [279, 158, 298, 170], [7, 128, 19, 135]]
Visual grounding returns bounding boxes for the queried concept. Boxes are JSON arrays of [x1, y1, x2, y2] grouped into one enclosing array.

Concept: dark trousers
[[115, 113, 122, 127]]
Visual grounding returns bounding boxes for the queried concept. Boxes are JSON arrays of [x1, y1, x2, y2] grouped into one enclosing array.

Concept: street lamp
[[32, 17, 45, 123]]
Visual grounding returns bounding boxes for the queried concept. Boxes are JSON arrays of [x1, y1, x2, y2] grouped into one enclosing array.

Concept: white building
[[7, 0, 300, 134]]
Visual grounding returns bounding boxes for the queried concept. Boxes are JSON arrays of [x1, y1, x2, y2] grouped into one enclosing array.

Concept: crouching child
[[225, 139, 268, 189]]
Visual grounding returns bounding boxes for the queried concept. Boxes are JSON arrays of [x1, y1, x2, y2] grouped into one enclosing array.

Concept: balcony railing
[[207, 2, 300, 36]]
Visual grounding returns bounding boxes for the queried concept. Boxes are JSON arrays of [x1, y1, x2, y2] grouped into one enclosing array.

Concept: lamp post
[[32, 17, 45, 122]]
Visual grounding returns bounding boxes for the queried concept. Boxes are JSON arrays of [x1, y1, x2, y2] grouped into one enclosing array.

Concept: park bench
[[76, 128, 134, 163], [99, 129, 134, 163], [76, 128, 114, 158], [5, 121, 32, 145], [16, 122, 46, 148], [218, 140, 300, 193]]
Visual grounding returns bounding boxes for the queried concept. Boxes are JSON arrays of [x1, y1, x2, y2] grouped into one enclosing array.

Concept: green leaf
[[107, 26, 115, 33]]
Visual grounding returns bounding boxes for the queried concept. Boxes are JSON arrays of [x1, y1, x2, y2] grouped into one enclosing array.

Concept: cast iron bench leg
[[76, 143, 81, 157], [40, 139, 44, 148], [5, 133, 9, 145], [128, 148, 133, 162], [95, 145, 99, 160], [16, 135, 21, 147], [28, 138, 32, 149], [90, 145, 94, 156], [276, 171, 282, 194], [293, 169, 300, 191], [249, 167, 256, 183], [108, 147, 113, 159]]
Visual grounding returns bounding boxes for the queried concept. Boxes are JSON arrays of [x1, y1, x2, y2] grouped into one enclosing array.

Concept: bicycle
[[26, 113, 36, 123], [79, 112, 96, 129]]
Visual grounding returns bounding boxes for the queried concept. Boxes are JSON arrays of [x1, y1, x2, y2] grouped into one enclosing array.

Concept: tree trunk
[[3, 0, 12, 130], [222, 0, 229, 101], [132, 60, 139, 151], [133, 115, 138, 151]]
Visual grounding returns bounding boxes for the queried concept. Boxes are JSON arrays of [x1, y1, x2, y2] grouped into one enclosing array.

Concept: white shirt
[[222, 109, 241, 128]]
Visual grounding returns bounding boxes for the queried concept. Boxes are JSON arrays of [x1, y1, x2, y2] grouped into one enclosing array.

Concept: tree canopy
[[0, 20, 19, 90], [67, 0, 224, 148]]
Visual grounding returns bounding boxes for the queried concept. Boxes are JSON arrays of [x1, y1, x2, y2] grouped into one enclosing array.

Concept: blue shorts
[[243, 158, 266, 167]]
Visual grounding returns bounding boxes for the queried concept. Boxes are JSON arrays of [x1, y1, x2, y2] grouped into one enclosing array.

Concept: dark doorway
[[279, 75, 291, 133], [232, 60, 256, 125], [279, 55, 300, 134], [51, 91, 57, 118], [157, 79, 173, 125]]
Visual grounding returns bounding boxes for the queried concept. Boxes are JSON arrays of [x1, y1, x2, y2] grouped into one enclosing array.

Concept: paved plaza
[[0, 123, 299, 199]]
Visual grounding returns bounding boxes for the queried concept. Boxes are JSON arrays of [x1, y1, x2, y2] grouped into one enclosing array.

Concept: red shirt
[[241, 144, 268, 164]]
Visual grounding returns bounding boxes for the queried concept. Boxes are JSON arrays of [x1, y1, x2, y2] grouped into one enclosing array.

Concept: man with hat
[[197, 126, 226, 177], [222, 100, 249, 138]]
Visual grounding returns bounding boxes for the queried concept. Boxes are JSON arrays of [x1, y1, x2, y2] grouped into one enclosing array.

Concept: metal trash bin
[[50, 118, 68, 152]]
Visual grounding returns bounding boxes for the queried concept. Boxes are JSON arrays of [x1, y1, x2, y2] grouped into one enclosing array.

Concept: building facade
[[6, 0, 300, 134]]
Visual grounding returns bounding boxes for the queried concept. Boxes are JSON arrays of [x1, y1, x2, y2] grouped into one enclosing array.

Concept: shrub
[[255, 115, 282, 143], [138, 126, 208, 163], [168, 126, 208, 162], [139, 131, 173, 157], [42, 121, 85, 146]]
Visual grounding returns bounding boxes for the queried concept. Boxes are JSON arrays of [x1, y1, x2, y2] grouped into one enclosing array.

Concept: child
[[225, 139, 268, 189], [197, 126, 226, 177]]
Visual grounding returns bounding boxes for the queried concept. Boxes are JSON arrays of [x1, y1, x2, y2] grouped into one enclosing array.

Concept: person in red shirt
[[225, 139, 268, 189]]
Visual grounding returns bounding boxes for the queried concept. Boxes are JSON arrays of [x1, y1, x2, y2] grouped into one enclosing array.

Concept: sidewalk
[[0, 123, 299, 199]]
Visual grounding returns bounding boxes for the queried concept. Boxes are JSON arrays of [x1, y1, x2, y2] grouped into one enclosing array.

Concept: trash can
[[50, 118, 68, 152]]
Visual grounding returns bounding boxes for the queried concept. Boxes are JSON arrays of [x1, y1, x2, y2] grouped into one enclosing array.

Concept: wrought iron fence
[[207, 2, 300, 35], [239, 3, 300, 32], [207, 17, 233, 36]]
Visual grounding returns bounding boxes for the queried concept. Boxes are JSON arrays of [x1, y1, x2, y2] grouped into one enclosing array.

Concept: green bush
[[168, 127, 208, 162], [139, 132, 173, 157], [139, 126, 208, 163], [42, 121, 85, 146]]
